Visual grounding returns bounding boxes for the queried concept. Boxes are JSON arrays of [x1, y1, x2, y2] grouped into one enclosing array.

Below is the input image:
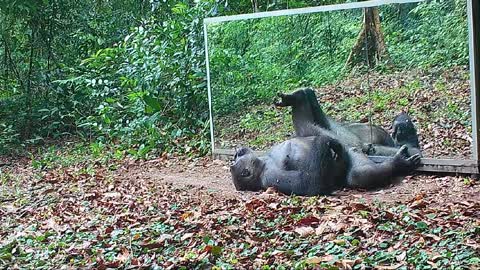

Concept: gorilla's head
[[230, 147, 265, 191], [392, 113, 419, 147]]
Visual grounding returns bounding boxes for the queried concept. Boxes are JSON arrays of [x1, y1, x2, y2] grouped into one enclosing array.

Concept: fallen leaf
[[103, 192, 121, 198], [305, 255, 334, 264], [294, 226, 315, 237], [296, 216, 320, 226], [181, 232, 194, 241], [375, 263, 404, 269]]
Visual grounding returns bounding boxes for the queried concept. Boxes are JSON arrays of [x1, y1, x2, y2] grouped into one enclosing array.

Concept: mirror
[[207, 0, 471, 160]]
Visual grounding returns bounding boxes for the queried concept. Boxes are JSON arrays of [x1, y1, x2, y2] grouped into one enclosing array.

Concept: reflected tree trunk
[[345, 6, 388, 69]]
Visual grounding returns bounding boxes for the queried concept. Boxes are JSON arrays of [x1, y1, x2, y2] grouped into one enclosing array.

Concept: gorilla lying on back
[[275, 87, 421, 157], [230, 90, 421, 196]]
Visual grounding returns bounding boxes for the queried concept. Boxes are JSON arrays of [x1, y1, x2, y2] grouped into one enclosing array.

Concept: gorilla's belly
[[268, 137, 314, 169]]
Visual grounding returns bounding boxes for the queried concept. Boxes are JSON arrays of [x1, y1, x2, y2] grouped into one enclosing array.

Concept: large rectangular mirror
[[205, 0, 476, 172]]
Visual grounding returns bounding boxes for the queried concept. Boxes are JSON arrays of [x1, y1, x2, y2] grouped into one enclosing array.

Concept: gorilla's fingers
[[407, 154, 422, 166], [396, 145, 409, 158], [361, 143, 375, 155]]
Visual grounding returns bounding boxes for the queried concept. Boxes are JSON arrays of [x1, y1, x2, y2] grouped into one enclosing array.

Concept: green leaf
[[211, 245, 222, 256], [143, 95, 161, 112], [415, 221, 428, 230]]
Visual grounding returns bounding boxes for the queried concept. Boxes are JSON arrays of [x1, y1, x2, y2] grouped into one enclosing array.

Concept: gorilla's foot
[[274, 92, 294, 107]]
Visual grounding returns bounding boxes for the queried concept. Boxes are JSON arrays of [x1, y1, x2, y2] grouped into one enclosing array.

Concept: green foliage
[[383, 0, 468, 68], [209, 11, 362, 116], [0, 0, 471, 157], [209, 0, 468, 119], [0, 0, 152, 154], [62, 1, 217, 157]]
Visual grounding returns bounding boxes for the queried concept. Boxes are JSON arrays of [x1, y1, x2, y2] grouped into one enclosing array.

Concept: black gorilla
[[392, 112, 420, 148], [360, 113, 422, 157], [230, 89, 421, 196], [275, 87, 421, 157]]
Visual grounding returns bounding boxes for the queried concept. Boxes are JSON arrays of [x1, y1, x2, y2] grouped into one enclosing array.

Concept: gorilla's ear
[[234, 147, 251, 159], [253, 157, 265, 171], [327, 139, 343, 160]]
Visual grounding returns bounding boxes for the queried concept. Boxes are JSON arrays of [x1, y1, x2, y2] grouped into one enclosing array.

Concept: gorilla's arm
[[363, 143, 422, 157], [263, 169, 337, 196], [347, 146, 421, 189]]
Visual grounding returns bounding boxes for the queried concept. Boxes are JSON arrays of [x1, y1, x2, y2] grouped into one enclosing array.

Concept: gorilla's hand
[[393, 145, 421, 174], [361, 143, 376, 155]]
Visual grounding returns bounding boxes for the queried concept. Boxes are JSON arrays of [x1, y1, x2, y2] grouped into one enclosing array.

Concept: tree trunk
[[345, 7, 388, 70], [23, 32, 35, 140], [251, 0, 259, 12], [3, 40, 7, 91]]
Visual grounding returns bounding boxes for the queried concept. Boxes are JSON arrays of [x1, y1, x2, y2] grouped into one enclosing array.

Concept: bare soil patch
[[123, 157, 479, 206]]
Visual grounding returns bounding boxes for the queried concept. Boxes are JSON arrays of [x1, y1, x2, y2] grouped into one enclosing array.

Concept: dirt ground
[[119, 156, 480, 205], [1, 154, 479, 269]]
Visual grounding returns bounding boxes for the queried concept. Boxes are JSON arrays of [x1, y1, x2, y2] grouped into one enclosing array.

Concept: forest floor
[[1, 154, 479, 269], [1, 66, 479, 269], [216, 66, 472, 159]]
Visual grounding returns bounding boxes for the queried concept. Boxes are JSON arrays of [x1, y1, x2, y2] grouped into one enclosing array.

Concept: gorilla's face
[[230, 147, 264, 191], [392, 113, 417, 142]]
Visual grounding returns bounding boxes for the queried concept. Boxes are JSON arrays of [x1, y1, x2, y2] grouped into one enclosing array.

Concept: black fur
[[276, 88, 422, 157], [392, 112, 420, 148], [345, 123, 395, 147], [230, 89, 421, 196], [362, 113, 422, 157], [275, 88, 395, 149]]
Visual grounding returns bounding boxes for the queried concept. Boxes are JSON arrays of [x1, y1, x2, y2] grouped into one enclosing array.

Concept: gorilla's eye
[[240, 168, 251, 177]]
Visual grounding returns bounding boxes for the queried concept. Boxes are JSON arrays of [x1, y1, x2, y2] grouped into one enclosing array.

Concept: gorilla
[[274, 87, 421, 157], [392, 112, 420, 148], [230, 89, 421, 196], [357, 113, 422, 157]]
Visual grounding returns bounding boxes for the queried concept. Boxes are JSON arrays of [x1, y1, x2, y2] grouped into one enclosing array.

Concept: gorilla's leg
[[275, 88, 331, 132], [275, 88, 396, 149], [345, 123, 395, 146], [275, 88, 363, 147], [347, 145, 421, 189]]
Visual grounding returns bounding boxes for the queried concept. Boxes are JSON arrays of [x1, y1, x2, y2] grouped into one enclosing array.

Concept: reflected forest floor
[[216, 66, 472, 159]]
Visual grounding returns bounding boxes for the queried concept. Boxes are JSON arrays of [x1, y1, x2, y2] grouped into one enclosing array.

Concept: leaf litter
[[0, 155, 479, 269]]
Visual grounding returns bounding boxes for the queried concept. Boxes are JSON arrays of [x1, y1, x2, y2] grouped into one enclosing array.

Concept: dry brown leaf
[[305, 255, 334, 264], [181, 232, 194, 241], [294, 226, 315, 237], [103, 192, 121, 198], [395, 251, 407, 262], [375, 263, 404, 270]]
